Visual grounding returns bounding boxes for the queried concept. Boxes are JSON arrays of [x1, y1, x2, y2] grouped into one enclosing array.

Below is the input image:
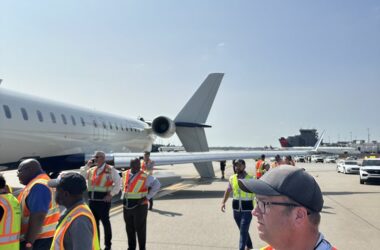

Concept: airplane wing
[[108, 149, 314, 168]]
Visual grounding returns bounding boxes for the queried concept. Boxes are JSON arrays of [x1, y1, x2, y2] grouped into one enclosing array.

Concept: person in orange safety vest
[[141, 151, 155, 210], [80, 151, 121, 250], [256, 154, 266, 179], [48, 172, 100, 250], [122, 158, 161, 250], [17, 159, 60, 250]]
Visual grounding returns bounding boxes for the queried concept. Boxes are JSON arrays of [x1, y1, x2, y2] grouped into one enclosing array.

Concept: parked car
[[294, 155, 306, 162], [337, 160, 360, 174], [360, 158, 380, 184], [324, 156, 337, 163], [311, 155, 324, 163]]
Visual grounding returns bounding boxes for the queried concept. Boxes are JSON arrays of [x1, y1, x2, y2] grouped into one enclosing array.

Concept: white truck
[[359, 158, 380, 184]]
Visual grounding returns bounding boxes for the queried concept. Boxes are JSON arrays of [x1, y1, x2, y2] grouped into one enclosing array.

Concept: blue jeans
[[233, 210, 253, 250]]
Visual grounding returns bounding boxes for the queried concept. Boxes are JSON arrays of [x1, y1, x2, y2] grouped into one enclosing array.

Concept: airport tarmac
[[3, 160, 380, 249]]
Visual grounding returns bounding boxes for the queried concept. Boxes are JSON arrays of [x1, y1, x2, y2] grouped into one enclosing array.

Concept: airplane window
[[80, 117, 85, 126], [93, 120, 97, 128], [36, 110, 44, 122], [61, 114, 67, 125], [2, 105, 12, 119], [71, 115, 76, 126], [121, 126, 124, 131], [50, 112, 57, 124], [115, 124, 118, 130], [126, 128, 129, 131], [103, 122, 107, 129], [109, 122, 113, 129], [21, 108, 28, 120]]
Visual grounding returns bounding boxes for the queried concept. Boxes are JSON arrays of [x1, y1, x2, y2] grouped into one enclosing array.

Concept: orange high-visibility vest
[[0, 193, 21, 250], [140, 160, 152, 172], [122, 170, 148, 202], [87, 165, 114, 193], [256, 160, 265, 179], [50, 203, 99, 250], [17, 174, 60, 240]]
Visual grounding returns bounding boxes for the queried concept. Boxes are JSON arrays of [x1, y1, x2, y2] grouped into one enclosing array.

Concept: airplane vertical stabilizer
[[174, 73, 224, 178]]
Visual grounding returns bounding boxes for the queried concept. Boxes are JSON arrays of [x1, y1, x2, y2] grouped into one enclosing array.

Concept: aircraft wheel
[[360, 178, 364, 184]]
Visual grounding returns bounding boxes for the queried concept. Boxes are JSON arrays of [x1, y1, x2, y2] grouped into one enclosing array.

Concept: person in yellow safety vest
[[48, 172, 100, 250], [256, 154, 266, 179], [239, 166, 337, 250], [17, 159, 60, 250], [141, 151, 155, 210], [121, 158, 161, 250], [0, 174, 21, 250], [80, 151, 121, 250], [221, 159, 255, 250]]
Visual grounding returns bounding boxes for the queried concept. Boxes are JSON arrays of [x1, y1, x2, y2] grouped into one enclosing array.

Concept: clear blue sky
[[1, 1, 379, 147]]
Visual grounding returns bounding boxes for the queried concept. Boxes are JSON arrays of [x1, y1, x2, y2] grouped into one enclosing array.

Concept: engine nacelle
[[151, 116, 176, 138]]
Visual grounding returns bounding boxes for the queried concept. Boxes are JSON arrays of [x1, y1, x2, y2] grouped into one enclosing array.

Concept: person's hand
[[103, 193, 113, 203], [221, 202, 226, 212], [138, 197, 148, 206], [86, 159, 95, 167]]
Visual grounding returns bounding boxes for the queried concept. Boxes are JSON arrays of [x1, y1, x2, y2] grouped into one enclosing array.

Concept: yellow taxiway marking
[[109, 178, 199, 217]]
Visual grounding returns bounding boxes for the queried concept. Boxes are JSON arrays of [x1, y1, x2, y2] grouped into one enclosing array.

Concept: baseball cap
[[48, 172, 87, 195], [239, 165, 323, 212]]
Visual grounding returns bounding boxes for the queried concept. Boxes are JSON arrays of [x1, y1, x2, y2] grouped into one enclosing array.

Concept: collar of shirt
[[96, 163, 106, 175]]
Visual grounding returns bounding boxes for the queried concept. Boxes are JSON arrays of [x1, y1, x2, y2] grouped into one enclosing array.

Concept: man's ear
[[294, 207, 308, 226]]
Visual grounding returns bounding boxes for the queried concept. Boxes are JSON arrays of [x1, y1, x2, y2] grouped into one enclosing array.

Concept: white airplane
[[283, 146, 360, 155], [0, 73, 317, 178]]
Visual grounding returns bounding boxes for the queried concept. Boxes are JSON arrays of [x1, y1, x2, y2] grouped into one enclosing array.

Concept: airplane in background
[[0, 73, 318, 178]]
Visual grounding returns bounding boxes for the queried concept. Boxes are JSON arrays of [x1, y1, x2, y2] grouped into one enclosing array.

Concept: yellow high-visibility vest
[[0, 193, 21, 250], [230, 174, 255, 200]]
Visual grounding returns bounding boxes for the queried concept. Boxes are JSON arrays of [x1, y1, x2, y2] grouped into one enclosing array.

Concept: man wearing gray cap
[[48, 172, 100, 250], [239, 165, 336, 250]]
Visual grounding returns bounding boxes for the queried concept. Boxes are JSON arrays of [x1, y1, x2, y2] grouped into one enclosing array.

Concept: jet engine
[[151, 116, 176, 138]]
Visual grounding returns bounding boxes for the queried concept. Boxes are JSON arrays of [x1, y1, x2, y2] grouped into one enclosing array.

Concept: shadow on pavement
[[157, 190, 225, 200], [150, 208, 182, 217]]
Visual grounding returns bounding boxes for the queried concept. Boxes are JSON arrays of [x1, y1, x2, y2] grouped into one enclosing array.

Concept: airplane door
[[99, 118, 109, 141], [89, 116, 100, 141]]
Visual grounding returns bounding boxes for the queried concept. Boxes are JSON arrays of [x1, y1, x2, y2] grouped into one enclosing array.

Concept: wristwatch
[[25, 241, 33, 248]]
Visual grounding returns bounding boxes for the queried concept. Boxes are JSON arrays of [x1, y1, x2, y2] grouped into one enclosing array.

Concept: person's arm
[[146, 176, 161, 200], [221, 182, 232, 212], [221, 188, 231, 212], [24, 184, 52, 246], [79, 160, 94, 178], [104, 167, 122, 202], [25, 212, 47, 245]]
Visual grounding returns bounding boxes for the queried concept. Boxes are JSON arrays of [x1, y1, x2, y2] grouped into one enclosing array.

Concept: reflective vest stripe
[[230, 174, 255, 200], [51, 204, 99, 250], [0, 233, 19, 244], [17, 174, 59, 240], [0, 197, 12, 234], [88, 165, 113, 192]]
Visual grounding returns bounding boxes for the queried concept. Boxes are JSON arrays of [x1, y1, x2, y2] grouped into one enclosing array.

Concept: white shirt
[[80, 163, 121, 196]]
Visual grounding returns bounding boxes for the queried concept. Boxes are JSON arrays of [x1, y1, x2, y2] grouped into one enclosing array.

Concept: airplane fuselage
[[0, 88, 155, 168]]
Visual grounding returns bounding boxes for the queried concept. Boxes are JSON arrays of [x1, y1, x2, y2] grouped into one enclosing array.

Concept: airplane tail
[[174, 73, 224, 178]]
